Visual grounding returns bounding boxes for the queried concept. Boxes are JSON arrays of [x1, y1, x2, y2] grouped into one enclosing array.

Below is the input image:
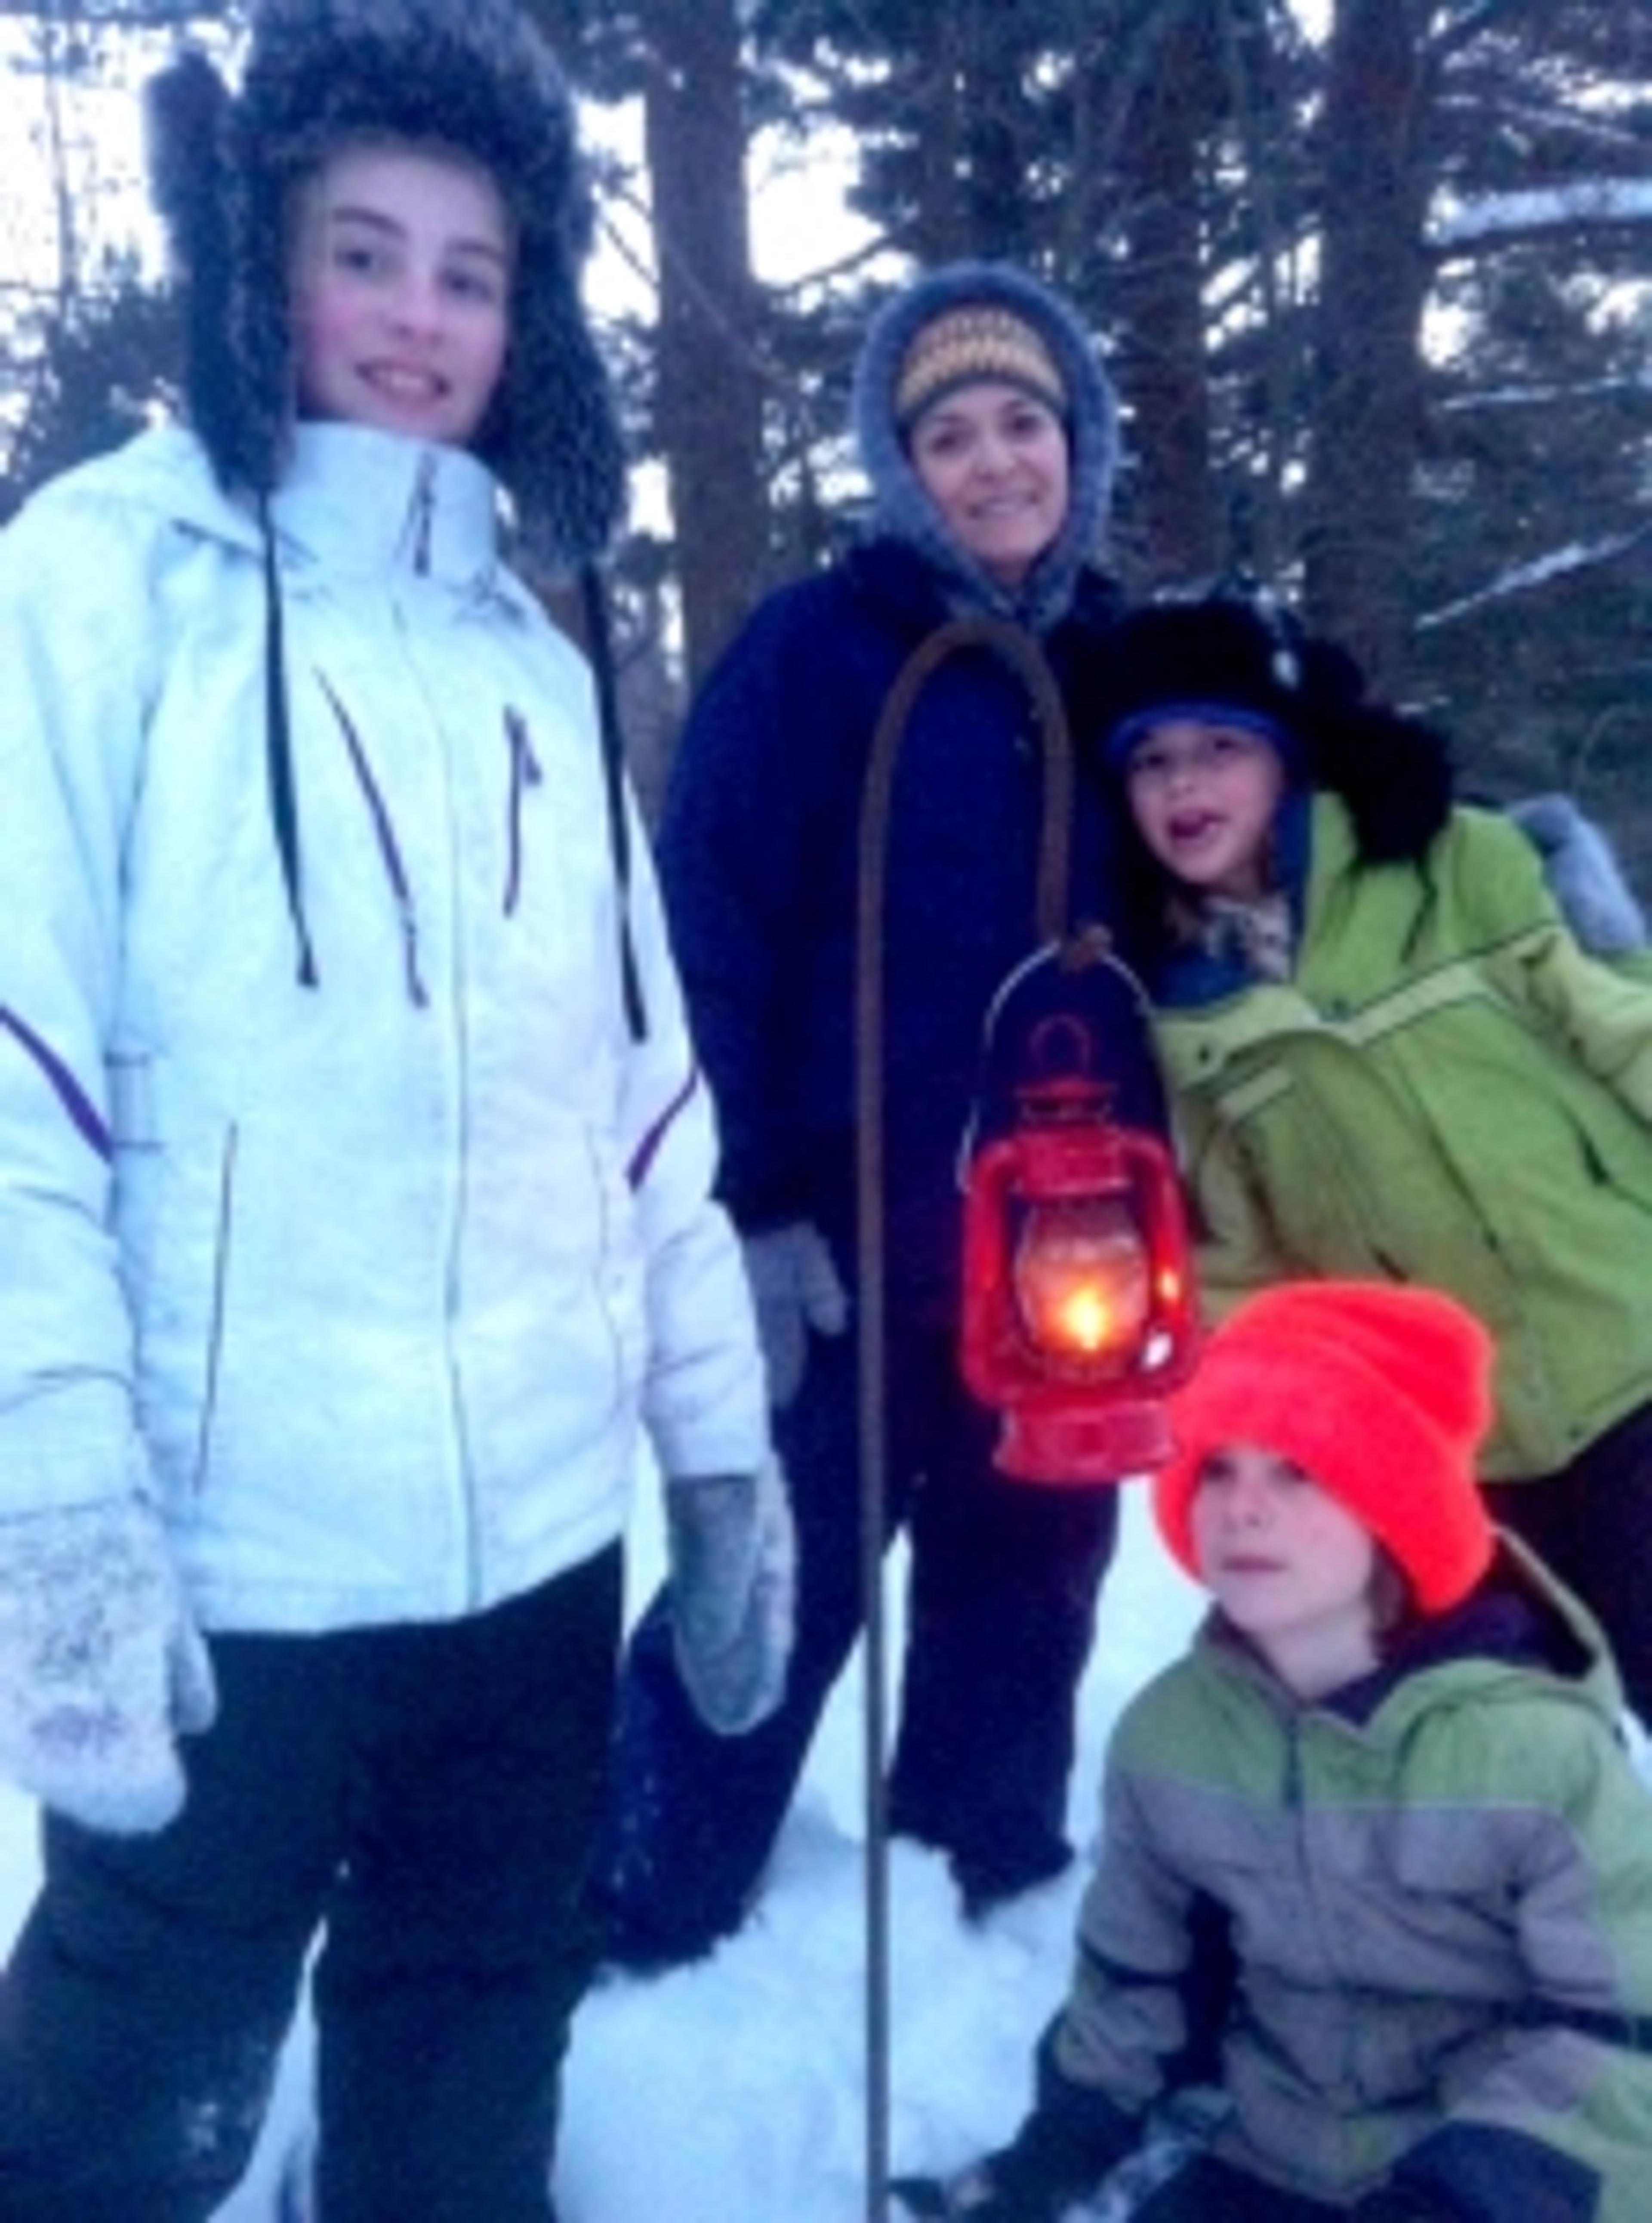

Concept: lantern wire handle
[[853, 615, 1077, 2221]]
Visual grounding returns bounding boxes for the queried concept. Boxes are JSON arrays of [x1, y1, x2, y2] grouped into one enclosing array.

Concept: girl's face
[[1124, 718, 1286, 900], [908, 380, 1070, 588], [1190, 1442, 1380, 1698], [289, 142, 512, 449]]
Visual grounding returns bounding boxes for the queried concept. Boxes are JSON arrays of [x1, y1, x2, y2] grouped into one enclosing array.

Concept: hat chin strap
[[259, 497, 319, 989], [578, 565, 646, 1042]]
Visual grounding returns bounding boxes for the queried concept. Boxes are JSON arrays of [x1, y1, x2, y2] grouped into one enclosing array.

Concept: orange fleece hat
[[1153, 1281, 1496, 1613]]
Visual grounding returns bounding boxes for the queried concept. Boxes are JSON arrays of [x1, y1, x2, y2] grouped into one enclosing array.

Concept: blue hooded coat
[[658, 262, 1126, 1316]]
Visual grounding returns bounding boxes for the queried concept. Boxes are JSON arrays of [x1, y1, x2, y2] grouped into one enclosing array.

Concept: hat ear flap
[[147, 53, 247, 473], [145, 47, 229, 247], [1296, 635, 1364, 709], [1287, 631, 1455, 864], [1308, 700, 1455, 864], [479, 253, 629, 571]]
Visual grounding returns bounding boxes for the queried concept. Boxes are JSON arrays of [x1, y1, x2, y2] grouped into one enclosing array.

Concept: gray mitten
[[1509, 793, 1647, 957], [0, 1497, 216, 1834], [742, 1221, 849, 1408], [666, 1455, 796, 1734]]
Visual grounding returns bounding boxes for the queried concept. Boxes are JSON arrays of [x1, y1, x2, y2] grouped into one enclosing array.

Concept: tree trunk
[[1110, 11, 1221, 584], [1301, 0, 1433, 689], [638, 0, 766, 685]]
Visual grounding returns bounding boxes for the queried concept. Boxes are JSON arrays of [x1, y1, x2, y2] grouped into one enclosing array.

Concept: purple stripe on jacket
[[627, 1067, 700, 1191], [0, 1007, 110, 1159]]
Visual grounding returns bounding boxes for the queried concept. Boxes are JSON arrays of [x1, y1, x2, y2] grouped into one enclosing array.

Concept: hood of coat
[[57, 420, 541, 619], [851, 260, 1118, 636], [145, 0, 626, 576]]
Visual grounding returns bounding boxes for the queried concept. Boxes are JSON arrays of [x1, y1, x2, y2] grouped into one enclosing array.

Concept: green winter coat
[[1054, 1540, 1652, 2215], [1156, 795, 1652, 1479]]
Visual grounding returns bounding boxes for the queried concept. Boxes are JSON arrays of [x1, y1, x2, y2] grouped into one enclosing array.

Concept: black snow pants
[[0, 1543, 622, 2223]]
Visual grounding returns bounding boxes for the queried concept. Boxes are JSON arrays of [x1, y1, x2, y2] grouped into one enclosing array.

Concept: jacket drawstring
[[259, 497, 320, 988], [579, 565, 647, 1041]]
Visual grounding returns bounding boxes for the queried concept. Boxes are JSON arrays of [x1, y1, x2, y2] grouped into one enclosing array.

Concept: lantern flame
[[1012, 1199, 1151, 1364], [1054, 1283, 1113, 1355]]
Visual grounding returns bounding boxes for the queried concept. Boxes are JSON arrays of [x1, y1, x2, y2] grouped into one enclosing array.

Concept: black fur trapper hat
[[1094, 586, 1455, 864], [145, 0, 627, 572]]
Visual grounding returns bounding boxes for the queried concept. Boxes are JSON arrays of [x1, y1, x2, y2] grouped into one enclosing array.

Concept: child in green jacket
[[900, 1281, 1652, 2222], [1087, 587, 1652, 1737]]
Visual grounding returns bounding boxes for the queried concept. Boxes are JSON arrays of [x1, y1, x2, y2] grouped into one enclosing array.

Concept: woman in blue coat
[[598, 262, 1135, 1967]]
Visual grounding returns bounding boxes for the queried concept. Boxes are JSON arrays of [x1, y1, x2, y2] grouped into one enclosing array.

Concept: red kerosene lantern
[[960, 948, 1199, 1482]]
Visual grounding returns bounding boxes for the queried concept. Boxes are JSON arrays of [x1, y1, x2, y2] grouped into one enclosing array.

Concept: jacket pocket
[[111, 1050, 236, 1497]]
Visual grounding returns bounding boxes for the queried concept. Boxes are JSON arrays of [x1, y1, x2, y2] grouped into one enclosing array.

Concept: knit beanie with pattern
[[1153, 1281, 1496, 1614], [145, 0, 626, 572], [852, 260, 1118, 636], [892, 304, 1067, 430]]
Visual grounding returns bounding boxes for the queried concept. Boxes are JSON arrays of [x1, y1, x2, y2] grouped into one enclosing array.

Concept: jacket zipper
[[403, 451, 437, 576], [502, 707, 542, 916]]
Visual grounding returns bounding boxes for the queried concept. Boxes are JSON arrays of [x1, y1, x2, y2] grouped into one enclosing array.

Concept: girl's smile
[[1125, 718, 1287, 900], [289, 143, 513, 449]]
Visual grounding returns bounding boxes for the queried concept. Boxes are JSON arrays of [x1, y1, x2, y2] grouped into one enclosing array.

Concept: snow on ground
[[0, 1481, 1205, 2221], [557, 1484, 1204, 2223]]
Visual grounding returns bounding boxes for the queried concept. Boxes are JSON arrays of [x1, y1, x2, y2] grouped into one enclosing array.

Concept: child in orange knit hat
[[897, 1282, 1652, 2223]]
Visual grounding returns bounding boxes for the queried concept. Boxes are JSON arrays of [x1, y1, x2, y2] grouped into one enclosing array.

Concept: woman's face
[[289, 142, 513, 449], [908, 380, 1070, 587]]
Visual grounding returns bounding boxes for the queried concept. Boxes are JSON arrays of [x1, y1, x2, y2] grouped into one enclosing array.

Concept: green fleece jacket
[[1156, 796, 1652, 1479], [1051, 1541, 1652, 2217]]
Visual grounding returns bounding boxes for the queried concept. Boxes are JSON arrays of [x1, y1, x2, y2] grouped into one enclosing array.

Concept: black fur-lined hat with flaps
[[1094, 585, 1455, 865], [145, 0, 627, 571]]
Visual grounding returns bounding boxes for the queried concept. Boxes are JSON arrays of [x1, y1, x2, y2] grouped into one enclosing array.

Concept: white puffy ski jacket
[[0, 420, 765, 1633]]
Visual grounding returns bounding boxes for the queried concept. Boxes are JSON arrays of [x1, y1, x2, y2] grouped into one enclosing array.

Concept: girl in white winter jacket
[[0, 3, 788, 2216]]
